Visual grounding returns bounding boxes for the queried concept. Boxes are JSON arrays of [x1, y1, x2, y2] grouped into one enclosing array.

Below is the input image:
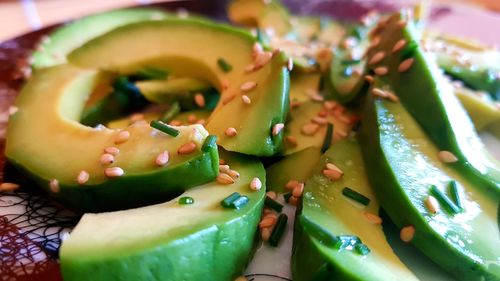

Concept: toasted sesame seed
[[285, 136, 298, 147], [254, 51, 273, 68], [288, 196, 299, 206], [240, 81, 258, 92], [104, 167, 124, 178], [114, 130, 130, 144], [100, 153, 115, 165], [104, 146, 120, 156], [371, 36, 381, 48], [194, 93, 205, 108], [323, 101, 338, 110], [365, 75, 375, 83], [241, 95, 252, 104], [292, 183, 304, 197], [396, 20, 407, 28], [306, 89, 324, 102], [155, 151, 170, 167], [290, 101, 301, 108], [245, 64, 256, 73], [225, 127, 238, 137], [400, 225, 415, 242], [386, 91, 400, 102], [266, 191, 277, 200], [252, 42, 263, 56], [259, 215, 277, 228], [49, 179, 60, 193], [318, 110, 328, 117], [186, 114, 197, 124], [286, 57, 294, 71], [219, 164, 230, 174], [169, 120, 182, 126], [398, 58, 414, 73], [222, 93, 236, 105], [261, 227, 272, 241], [77, 170, 90, 185], [272, 123, 285, 136], [326, 163, 343, 174], [312, 116, 328, 125], [217, 173, 235, 184], [219, 158, 226, 165], [129, 113, 144, 122], [178, 142, 197, 155], [392, 39, 407, 53], [369, 51, 386, 65], [197, 119, 206, 126], [364, 212, 383, 224], [285, 180, 300, 190], [336, 114, 352, 124], [8, 106, 18, 116], [322, 169, 343, 181], [372, 88, 387, 98], [228, 169, 240, 179], [301, 123, 320, 136], [374, 66, 388, 76], [250, 177, 262, 191], [221, 79, 230, 91], [438, 150, 458, 163], [0, 182, 20, 192], [425, 196, 440, 214]]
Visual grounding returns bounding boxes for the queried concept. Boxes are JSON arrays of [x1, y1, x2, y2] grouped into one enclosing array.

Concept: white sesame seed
[[114, 130, 130, 144], [312, 116, 328, 125], [374, 66, 388, 76], [104, 146, 120, 156], [100, 153, 115, 165], [77, 171, 90, 185], [322, 169, 343, 181], [272, 123, 285, 136], [219, 164, 230, 173], [228, 169, 240, 179], [217, 173, 235, 184], [425, 196, 440, 214], [240, 81, 258, 92], [371, 88, 388, 98], [0, 182, 20, 192], [155, 151, 170, 167], [292, 183, 304, 197], [241, 95, 252, 104], [225, 127, 238, 137], [326, 163, 343, 175], [398, 58, 414, 73], [386, 91, 400, 102], [301, 123, 320, 136], [194, 93, 205, 108], [438, 150, 458, 163], [286, 57, 294, 71], [364, 212, 383, 224], [392, 39, 407, 53], [266, 191, 277, 200], [285, 136, 298, 147], [369, 51, 386, 65], [400, 225, 415, 242], [49, 179, 60, 193], [105, 167, 125, 178], [250, 177, 262, 191], [178, 142, 197, 155]]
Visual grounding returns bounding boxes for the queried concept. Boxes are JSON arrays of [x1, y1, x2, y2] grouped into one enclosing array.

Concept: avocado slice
[[5, 65, 219, 212], [359, 92, 500, 280], [366, 12, 500, 197], [67, 18, 289, 156], [453, 85, 500, 134], [31, 8, 170, 69], [60, 151, 265, 281], [293, 138, 418, 281]]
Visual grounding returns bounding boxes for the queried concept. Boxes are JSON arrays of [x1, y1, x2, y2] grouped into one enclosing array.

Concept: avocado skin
[[359, 93, 500, 281]]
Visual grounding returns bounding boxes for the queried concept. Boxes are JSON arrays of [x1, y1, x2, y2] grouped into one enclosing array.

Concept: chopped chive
[[283, 192, 293, 203], [179, 196, 194, 205], [351, 27, 362, 40], [401, 40, 418, 60], [342, 187, 370, 206], [430, 185, 460, 215], [150, 120, 180, 137], [231, 195, 249, 209], [334, 235, 361, 250], [342, 67, 353, 77], [299, 216, 339, 247], [160, 102, 181, 123], [132, 67, 168, 81], [341, 59, 361, 66], [221, 192, 242, 208], [265, 196, 284, 212], [269, 214, 288, 247], [113, 76, 142, 97], [321, 123, 334, 153], [201, 135, 217, 152], [217, 58, 233, 73], [355, 243, 371, 255], [448, 180, 463, 210]]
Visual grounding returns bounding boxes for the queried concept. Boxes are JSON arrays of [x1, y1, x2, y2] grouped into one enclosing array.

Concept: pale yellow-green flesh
[[289, 73, 322, 103], [454, 87, 500, 131], [107, 110, 211, 129], [136, 77, 212, 104], [227, 0, 268, 26], [304, 139, 418, 280], [6, 65, 208, 185]]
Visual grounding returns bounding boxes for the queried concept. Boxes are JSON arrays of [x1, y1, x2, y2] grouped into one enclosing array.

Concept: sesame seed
[[364, 212, 383, 224], [396, 20, 407, 28], [323, 101, 338, 110], [306, 89, 324, 102], [371, 36, 381, 48], [272, 123, 285, 136], [290, 101, 301, 108], [254, 51, 273, 68], [197, 119, 206, 126], [216, 173, 235, 184], [425, 195, 440, 214], [335, 130, 349, 138], [77, 170, 90, 185], [301, 123, 319, 136], [438, 150, 458, 163], [222, 93, 236, 105], [336, 114, 352, 124], [398, 58, 414, 73], [104, 167, 125, 178], [219, 164, 230, 173], [365, 75, 375, 83], [100, 153, 115, 165], [228, 169, 240, 179], [386, 91, 399, 102], [252, 42, 263, 56], [374, 66, 388, 76], [288, 196, 299, 206], [114, 130, 130, 144], [225, 127, 238, 137], [241, 95, 252, 104], [285, 136, 298, 147], [194, 93, 205, 108], [221, 79, 230, 91], [318, 110, 328, 117], [322, 169, 343, 181], [312, 116, 328, 125], [49, 179, 60, 193], [392, 39, 407, 53], [259, 215, 277, 228], [371, 88, 388, 98], [178, 142, 197, 155], [240, 81, 258, 92], [104, 147, 120, 156], [0, 182, 20, 192], [326, 163, 344, 174], [219, 158, 226, 165], [155, 151, 170, 167], [8, 106, 18, 116], [400, 225, 415, 242], [286, 57, 294, 71], [369, 51, 386, 65], [292, 183, 304, 197], [129, 113, 144, 122], [185, 115, 197, 124], [250, 177, 262, 191], [266, 191, 277, 200], [261, 227, 272, 241], [285, 180, 300, 190], [169, 120, 182, 126]]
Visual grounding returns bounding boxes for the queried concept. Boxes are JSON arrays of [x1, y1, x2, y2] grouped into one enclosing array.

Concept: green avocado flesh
[[60, 151, 265, 281], [454, 86, 500, 133], [360, 93, 500, 281], [367, 13, 500, 197], [5, 65, 218, 212], [68, 18, 290, 156], [31, 8, 170, 69], [293, 139, 418, 281]]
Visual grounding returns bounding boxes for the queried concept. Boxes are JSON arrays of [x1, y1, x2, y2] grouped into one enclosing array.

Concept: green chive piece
[[150, 120, 180, 137], [351, 27, 362, 40], [231, 195, 249, 209], [401, 40, 418, 59], [321, 123, 334, 153], [265, 196, 284, 212], [299, 216, 339, 247], [341, 59, 361, 66], [430, 185, 460, 215], [283, 192, 293, 203], [217, 58, 233, 73], [342, 187, 370, 206], [355, 243, 371, 255], [448, 181, 463, 210], [334, 235, 361, 250], [221, 192, 242, 208], [201, 135, 217, 152], [160, 102, 181, 123], [178, 196, 194, 205], [269, 214, 288, 247], [132, 67, 168, 80]]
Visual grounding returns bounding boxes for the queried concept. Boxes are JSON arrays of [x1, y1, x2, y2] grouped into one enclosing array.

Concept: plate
[[0, 1, 498, 280]]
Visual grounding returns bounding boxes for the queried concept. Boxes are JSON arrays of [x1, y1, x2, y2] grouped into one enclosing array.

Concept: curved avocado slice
[[60, 151, 265, 281], [366, 12, 500, 197], [454, 85, 500, 134], [5, 65, 219, 212], [293, 139, 418, 281], [67, 18, 290, 156], [31, 8, 170, 69], [359, 93, 500, 281]]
